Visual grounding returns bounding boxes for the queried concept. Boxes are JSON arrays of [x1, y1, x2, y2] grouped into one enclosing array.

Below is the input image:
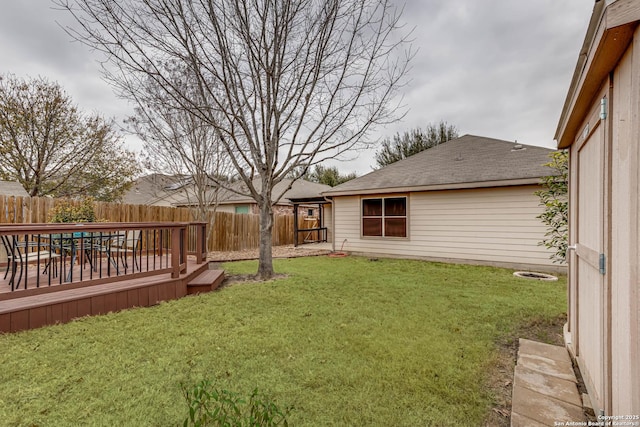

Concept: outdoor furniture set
[[2, 230, 141, 291]]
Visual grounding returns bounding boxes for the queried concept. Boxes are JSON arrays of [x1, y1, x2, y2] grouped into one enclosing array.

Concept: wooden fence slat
[[0, 194, 301, 252]]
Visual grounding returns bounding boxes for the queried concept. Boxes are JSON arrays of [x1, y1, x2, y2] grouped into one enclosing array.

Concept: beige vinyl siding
[[323, 204, 333, 243], [333, 185, 559, 269]]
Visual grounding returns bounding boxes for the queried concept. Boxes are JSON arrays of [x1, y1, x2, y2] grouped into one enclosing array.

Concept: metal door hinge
[[599, 253, 606, 275], [600, 97, 608, 120]]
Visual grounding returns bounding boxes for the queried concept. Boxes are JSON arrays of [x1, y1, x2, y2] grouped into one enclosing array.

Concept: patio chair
[[1, 234, 59, 290], [78, 232, 121, 271], [109, 230, 142, 272]]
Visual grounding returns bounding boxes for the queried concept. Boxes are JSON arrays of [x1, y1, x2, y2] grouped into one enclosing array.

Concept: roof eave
[[322, 177, 543, 197], [555, 0, 640, 149], [287, 197, 330, 203]]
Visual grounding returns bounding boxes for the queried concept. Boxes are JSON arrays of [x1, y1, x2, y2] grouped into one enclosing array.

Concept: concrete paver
[[511, 412, 550, 427], [518, 339, 573, 366], [510, 338, 586, 426], [514, 365, 582, 407], [517, 353, 577, 383]]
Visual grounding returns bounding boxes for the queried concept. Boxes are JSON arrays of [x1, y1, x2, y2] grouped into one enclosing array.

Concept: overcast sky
[[0, 1, 595, 175]]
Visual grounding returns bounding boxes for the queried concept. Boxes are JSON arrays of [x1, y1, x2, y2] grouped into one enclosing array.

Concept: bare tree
[[126, 65, 233, 223], [57, 0, 412, 279], [0, 74, 139, 201]]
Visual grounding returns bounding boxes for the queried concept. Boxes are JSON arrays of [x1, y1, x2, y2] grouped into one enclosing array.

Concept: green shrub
[[48, 197, 97, 223], [182, 380, 291, 427], [535, 151, 568, 263]]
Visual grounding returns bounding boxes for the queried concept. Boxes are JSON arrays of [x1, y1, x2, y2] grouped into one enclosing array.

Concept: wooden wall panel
[[148, 286, 159, 306], [115, 291, 127, 311], [575, 114, 606, 409], [29, 307, 48, 330], [62, 301, 77, 323], [50, 304, 62, 325], [138, 288, 149, 307], [10, 310, 28, 332], [0, 313, 10, 332], [610, 40, 640, 415], [127, 289, 139, 307], [104, 293, 118, 313], [91, 296, 105, 315], [76, 299, 91, 318]]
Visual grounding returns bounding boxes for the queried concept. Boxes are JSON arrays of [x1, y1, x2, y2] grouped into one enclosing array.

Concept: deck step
[[187, 269, 225, 295]]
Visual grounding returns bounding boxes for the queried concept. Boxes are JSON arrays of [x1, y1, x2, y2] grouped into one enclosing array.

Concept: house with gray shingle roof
[[121, 174, 189, 206], [0, 180, 29, 197], [322, 134, 563, 271], [124, 173, 330, 217], [211, 178, 331, 215]]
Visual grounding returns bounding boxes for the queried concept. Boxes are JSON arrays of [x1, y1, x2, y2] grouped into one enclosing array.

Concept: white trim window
[[362, 196, 407, 238]]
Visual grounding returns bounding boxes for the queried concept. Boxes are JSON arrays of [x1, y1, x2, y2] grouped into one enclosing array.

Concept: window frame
[[361, 195, 409, 239], [234, 205, 250, 214]]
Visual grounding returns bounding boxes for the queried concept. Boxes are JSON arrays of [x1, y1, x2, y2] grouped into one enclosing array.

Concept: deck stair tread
[[187, 269, 225, 294]]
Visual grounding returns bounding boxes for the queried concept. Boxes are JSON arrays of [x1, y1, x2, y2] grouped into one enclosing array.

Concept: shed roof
[[323, 135, 557, 196], [555, 0, 640, 148]]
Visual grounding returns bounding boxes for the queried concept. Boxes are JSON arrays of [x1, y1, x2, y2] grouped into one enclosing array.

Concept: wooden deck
[[0, 256, 224, 333], [1, 252, 179, 299]]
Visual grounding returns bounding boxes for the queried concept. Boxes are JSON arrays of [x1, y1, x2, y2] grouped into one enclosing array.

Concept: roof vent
[[511, 143, 525, 152]]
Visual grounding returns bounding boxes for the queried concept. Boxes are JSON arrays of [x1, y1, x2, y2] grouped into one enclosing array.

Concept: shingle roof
[[122, 174, 191, 206], [171, 178, 331, 206], [0, 180, 30, 197], [279, 179, 332, 202], [323, 134, 558, 196]]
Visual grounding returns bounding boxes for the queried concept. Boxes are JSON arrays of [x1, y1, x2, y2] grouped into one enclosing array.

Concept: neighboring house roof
[[172, 178, 331, 207], [122, 174, 190, 206], [0, 180, 30, 197], [323, 134, 557, 196], [276, 179, 333, 203]]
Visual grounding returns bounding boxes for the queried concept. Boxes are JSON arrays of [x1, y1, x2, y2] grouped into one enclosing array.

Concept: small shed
[[555, 0, 640, 416], [322, 135, 562, 271]]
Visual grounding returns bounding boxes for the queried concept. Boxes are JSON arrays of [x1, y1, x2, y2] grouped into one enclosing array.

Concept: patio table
[[47, 232, 125, 281]]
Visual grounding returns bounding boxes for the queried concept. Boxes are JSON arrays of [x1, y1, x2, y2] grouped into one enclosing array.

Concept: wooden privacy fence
[[0, 195, 298, 252]]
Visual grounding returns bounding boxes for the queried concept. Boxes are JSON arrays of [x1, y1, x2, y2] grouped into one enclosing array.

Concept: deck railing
[[0, 222, 207, 293]]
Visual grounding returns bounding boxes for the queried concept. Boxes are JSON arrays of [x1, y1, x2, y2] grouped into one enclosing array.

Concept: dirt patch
[[484, 313, 567, 427], [207, 244, 331, 262]]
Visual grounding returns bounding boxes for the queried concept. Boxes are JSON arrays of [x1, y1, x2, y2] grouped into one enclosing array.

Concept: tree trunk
[[257, 198, 274, 280]]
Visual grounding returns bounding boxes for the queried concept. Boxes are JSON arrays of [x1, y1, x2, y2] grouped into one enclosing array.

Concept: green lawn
[[0, 256, 566, 426]]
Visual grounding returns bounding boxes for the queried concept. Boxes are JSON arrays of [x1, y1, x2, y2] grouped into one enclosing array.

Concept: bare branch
[[56, 0, 412, 278]]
